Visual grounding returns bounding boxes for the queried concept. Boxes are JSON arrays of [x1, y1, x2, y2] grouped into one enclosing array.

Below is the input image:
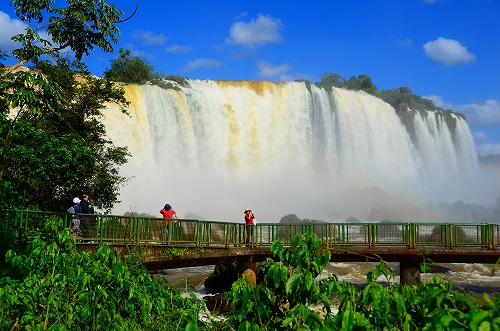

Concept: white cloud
[[183, 58, 222, 72], [0, 11, 27, 52], [132, 30, 166, 46], [423, 94, 446, 108], [256, 60, 291, 81], [0, 11, 66, 59], [166, 45, 192, 53], [424, 95, 500, 126], [130, 49, 155, 60], [423, 37, 475, 66], [226, 14, 283, 47], [477, 144, 500, 156], [455, 99, 500, 126]]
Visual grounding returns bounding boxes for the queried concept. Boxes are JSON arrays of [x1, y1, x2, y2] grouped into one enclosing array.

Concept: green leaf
[[471, 312, 490, 330], [286, 274, 301, 294], [440, 315, 453, 326], [184, 322, 200, 331], [342, 310, 354, 330], [478, 321, 492, 331]]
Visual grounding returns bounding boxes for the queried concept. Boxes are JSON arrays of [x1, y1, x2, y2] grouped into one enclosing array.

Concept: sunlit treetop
[[8, 0, 136, 70]]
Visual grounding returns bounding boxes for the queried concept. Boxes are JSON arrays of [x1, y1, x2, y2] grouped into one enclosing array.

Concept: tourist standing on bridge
[[244, 208, 255, 244], [80, 194, 95, 239], [68, 197, 82, 238], [160, 204, 177, 242]]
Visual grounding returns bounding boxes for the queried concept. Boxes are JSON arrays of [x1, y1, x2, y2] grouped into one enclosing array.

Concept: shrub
[[0, 219, 205, 330]]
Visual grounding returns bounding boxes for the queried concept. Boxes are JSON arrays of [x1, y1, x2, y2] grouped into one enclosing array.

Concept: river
[[162, 262, 500, 295]]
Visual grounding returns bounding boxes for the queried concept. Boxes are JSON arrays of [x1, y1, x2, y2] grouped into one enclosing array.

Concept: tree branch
[[111, 4, 138, 23]]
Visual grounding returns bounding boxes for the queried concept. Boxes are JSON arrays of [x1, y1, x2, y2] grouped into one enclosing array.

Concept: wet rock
[[204, 263, 238, 294], [428, 264, 453, 274], [203, 292, 231, 312]]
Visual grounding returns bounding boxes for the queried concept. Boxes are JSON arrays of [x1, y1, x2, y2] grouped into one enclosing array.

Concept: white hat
[[73, 197, 81, 204]]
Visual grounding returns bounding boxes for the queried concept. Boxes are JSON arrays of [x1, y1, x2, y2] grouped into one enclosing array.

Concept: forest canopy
[[315, 72, 465, 120]]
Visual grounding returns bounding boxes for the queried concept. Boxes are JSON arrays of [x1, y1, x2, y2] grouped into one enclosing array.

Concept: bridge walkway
[[2, 210, 499, 284]]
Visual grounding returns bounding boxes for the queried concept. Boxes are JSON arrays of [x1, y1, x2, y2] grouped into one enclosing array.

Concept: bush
[[0, 219, 205, 330], [224, 233, 500, 331]]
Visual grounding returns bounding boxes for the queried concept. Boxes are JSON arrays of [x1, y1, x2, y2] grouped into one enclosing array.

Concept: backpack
[[67, 206, 75, 214]]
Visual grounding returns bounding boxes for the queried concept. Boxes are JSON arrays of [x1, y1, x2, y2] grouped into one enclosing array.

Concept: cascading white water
[[102, 80, 492, 222]]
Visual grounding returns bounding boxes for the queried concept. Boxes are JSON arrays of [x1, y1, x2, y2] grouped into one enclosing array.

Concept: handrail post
[[407, 223, 416, 249], [328, 223, 332, 248], [412, 223, 417, 249], [196, 220, 201, 247], [367, 223, 373, 248], [224, 222, 228, 248], [494, 224, 498, 249], [448, 223, 454, 249], [404, 223, 409, 248], [489, 224, 494, 249]]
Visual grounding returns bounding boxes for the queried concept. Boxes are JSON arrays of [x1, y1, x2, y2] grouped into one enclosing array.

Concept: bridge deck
[[2, 210, 499, 272]]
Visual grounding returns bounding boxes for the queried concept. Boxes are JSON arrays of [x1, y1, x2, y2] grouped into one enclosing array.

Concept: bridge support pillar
[[400, 256, 422, 285]]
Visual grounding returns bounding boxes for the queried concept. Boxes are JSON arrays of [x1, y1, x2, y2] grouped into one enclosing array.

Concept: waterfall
[[102, 80, 491, 221]]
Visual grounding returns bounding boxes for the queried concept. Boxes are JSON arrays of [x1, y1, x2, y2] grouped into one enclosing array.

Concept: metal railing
[[1, 210, 499, 249]]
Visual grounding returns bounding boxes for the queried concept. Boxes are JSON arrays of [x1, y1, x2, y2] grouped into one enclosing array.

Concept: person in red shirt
[[244, 208, 255, 244], [160, 204, 177, 242], [160, 204, 177, 222]]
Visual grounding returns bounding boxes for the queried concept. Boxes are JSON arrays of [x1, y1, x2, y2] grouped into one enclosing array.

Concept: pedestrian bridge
[[3, 210, 500, 283]]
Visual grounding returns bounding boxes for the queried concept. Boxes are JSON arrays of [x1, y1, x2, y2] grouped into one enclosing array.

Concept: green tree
[[0, 1, 132, 211], [317, 72, 377, 94], [225, 232, 500, 330], [226, 233, 335, 330], [279, 214, 301, 224], [318, 72, 345, 89], [104, 48, 164, 84], [8, 0, 125, 69], [1, 0, 127, 146], [1, 56, 130, 212]]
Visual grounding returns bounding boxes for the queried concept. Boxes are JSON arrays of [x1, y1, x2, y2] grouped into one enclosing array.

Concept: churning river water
[[161, 262, 500, 295]]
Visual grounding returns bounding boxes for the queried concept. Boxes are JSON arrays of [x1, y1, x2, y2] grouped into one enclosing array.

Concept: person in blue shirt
[[69, 197, 82, 238]]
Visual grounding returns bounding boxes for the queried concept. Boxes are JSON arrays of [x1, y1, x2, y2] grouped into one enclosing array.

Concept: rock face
[[429, 264, 453, 274], [203, 263, 257, 311], [203, 292, 230, 312], [204, 263, 238, 294]]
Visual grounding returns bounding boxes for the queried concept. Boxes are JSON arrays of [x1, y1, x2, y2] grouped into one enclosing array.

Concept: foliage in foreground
[[0, 220, 205, 331], [225, 233, 500, 331], [1, 222, 499, 331]]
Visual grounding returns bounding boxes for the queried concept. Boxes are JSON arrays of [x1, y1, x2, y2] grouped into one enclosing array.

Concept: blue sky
[[1, 0, 499, 156]]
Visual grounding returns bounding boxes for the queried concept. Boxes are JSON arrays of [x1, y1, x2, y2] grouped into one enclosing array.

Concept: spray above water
[[102, 80, 497, 222]]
